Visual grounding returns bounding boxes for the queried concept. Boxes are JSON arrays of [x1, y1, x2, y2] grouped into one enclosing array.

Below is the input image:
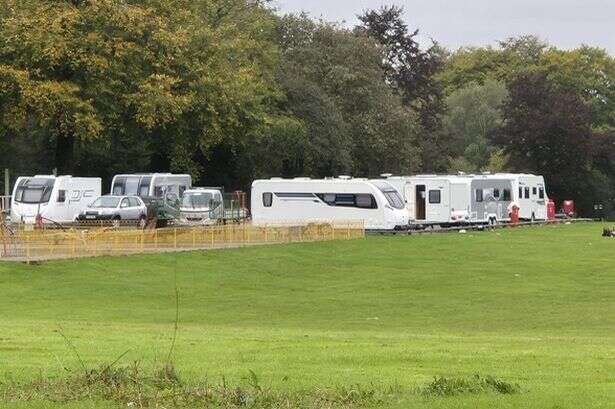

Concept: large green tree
[[0, 0, 280, 186], [443, 79, 508, 172], [263, 14, 422, 178]]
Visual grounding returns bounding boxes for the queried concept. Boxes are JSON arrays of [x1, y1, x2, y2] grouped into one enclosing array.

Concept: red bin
[[562, 200, 575, 218], [547, 200, 556, 221], [510, 205, 520, 225]]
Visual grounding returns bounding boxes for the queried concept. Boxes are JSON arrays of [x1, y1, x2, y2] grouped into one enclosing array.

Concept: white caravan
[[470, 173, 548, 222], [110, 173, 192, 198], [383, 173, 549, 226], [11, 175, 101, 224], [383, 175, 473, 226], [251, 177, 409, 230]]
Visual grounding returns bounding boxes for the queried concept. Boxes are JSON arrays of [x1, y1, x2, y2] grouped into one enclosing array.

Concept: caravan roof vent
[[337, 175, 352, 180], [457, 171, 466, 176], [380, 173, 393, 178], [293, 177, 311, 180], [482, 171, 492, 175]]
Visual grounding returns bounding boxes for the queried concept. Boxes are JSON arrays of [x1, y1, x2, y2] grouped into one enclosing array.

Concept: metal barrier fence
[[0, 222, 365, 262]]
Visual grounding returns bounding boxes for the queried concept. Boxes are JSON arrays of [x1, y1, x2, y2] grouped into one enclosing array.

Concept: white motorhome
[[251, 177, 409, 230], [11, 175, 101, 224], [470, 173, 548, 222], [383, 174, 473, 226], [110, 173, 192, 198], [179, 188, 224, 225]]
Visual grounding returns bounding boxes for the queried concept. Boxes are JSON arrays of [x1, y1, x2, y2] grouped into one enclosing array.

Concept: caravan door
[[424, 180, 450, 223]]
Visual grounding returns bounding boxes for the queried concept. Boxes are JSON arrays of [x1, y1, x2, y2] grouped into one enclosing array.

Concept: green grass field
[[0, 223, 613, 408]]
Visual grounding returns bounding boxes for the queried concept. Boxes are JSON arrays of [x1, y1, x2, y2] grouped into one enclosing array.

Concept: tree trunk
[[55, 134, 75, 175]]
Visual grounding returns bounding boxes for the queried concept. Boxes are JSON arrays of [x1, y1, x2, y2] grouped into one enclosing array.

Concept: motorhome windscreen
[[371, 182, 405, 209], [90, 197, 121, 208], [181, 192, 213, 209], [14, 178, 55, 203]]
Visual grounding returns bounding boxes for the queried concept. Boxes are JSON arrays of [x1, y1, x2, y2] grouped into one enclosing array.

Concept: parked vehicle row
[[250, 172, 552, 230], [8, 171, 552, 231]]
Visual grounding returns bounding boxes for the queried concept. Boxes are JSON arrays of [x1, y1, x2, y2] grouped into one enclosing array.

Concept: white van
[[11, 175, 101, 224], [179, 188, 224, 225], [251, 177, 408, 230], [471, 173, 548, 222]]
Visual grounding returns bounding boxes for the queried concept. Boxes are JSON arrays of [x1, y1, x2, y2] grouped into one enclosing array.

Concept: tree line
[[0, 1, 614, 216]]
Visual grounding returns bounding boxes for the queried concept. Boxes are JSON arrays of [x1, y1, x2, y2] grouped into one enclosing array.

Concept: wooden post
[[173, 228, 177, 249], [3, 168, 9, 198], [154, 229, 158, 249], [192, 228, 196, 248]]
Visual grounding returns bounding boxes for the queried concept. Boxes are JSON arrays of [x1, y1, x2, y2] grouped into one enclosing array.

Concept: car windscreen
[[371, 181, 405, 209], [15, 178, 55, 204], [89, 197, 121, 208], [181, 192, 214, 209]]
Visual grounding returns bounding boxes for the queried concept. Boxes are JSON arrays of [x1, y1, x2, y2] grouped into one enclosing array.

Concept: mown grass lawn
[[0, 223, 613, 408]]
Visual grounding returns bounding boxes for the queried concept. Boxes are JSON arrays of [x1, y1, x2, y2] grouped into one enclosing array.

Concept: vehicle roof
[[100, 195, 141, 199], [112, 173, 191, 177], [252, 177, 378, 185]]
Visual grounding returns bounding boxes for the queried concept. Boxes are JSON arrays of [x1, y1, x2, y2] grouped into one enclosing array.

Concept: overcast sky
[[273, 0, 615, 54]]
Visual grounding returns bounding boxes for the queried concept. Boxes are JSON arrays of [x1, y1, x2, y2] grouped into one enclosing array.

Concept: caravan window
[[335, 194, 355, 207], [262, 192, 273, 207], [493, 188, 500, 199], [532, 187, 537, 196], [371, 181, 404, 209], [518, 187, 523, 199], [58, 190, 66, 203], [125, 178, 140, 196], [112, 177, 126, 195], [138, 177, 152, 197], [14, 178, 55, 204], [502, 189, 511, 201], [428, 190, 441, 204], [475, 189, 483, 202], [524, 187, 530, 198], [356, 194, 377, 209], [539, 187, 545, 199], [316, 193, 377, 209]]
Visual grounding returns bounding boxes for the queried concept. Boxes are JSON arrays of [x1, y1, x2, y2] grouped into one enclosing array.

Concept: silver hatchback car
[[78, 195, 148, 226]]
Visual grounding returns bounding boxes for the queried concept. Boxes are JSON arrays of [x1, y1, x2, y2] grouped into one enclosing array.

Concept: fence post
[[26, 239, 30, 264], [174, 228, 177, 249], [265, 225, 268, 243], [192, 228, 196, 248], [154, 229, 158, 250], [210, 227, 214, 247]]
